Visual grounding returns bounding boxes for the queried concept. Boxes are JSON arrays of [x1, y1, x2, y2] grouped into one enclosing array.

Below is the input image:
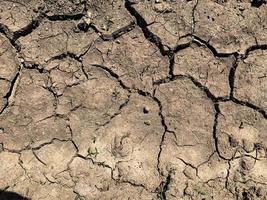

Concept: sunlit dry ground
[[0, 0, 267, 199]]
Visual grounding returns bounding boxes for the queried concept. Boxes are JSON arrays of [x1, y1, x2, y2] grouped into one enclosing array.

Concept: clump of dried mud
[[0, 0, 266, 199]]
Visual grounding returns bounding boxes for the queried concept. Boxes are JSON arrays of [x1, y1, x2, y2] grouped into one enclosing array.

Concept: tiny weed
[[157, 185, 165, 200], [75, 194, 86, 200], [87, 147, 99, 158], [159, 188, 164, 200]]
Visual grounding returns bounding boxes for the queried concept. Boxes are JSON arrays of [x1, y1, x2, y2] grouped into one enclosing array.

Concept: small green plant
[[75, 194, 86, 200], [157, 185, 165, 200], [159, 188, 164, 200], [87, 147, 99, 158]]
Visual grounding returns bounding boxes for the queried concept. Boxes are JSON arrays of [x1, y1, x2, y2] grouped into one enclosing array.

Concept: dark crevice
[[168, 52, 175, 78], [112, 178, 147, 189], [47, 51, 81, 62], [94, 94, 131, 131], [13, 14, 45, 40], [45, 51, 92, 80], [187, 75, 217, 101], [0, 77, 10, 82], [243, 43, 267, 59], [80, 62, 89, 80], [251, 0, 266, 7], [0, 190, 29, 200], [152, 93, 169, 173], [23, 62, 46, 74], [156, 130, 167, 175], [82, 0, 90, 12], [32, 138, 70, 151], [242, 191, 250, 200], [3, 137, 70, 154], [154, 74, 234, 162], [212, 103, 229, 161], [91, 64, 130, 91], [77, 153, 113, 171], [5, 12, 85, 42], [0, 67, 21, 115], [0, 4, 266, 195], [3, 69, 20, 99], [154, 74, 229, 103], [229, 55, 239, 98], [156, 173, 172, 200], [0, 24, 21, 52], [91, 64, 154, 100], [231, 97, 267, 119], [225, 161, 231, 189], [124, 0, 169, 56], [152, 92, 178, 180], [155, 52, 266, 118], [153, 74, 184, 85], [192, 34, 267, 60], [173, 42, 191, 53], [228, 55, 267, 119], [177, 157, 198, 171], [73, 192, 86, 200], [191, 35, 238, 57], [32, 150, 47, 166]]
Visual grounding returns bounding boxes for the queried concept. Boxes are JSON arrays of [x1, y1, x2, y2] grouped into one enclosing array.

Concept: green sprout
[[87, 147, 99, 158], [75, 194, 86, 200]]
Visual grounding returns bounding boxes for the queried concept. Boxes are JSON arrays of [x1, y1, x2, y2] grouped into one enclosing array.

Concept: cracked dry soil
[[0, 0, 266, 199]]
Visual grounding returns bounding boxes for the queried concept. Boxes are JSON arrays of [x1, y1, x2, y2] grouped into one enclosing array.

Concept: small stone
[[144, 121, 151, 126], [115, 40, 121, 44]]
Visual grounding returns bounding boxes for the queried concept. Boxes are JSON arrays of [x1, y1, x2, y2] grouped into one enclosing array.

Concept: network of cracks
[[0, 0, 266, 199]]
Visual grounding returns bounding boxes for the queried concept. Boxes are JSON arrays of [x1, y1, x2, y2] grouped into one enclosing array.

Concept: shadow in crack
[[0, 190, 29, 200]]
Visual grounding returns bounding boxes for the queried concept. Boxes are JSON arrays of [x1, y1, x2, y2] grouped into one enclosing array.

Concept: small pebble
[[144, 120, 151, 126]]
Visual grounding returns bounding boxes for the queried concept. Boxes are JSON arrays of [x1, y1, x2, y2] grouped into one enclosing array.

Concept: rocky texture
[[0, 0, 266, 199]]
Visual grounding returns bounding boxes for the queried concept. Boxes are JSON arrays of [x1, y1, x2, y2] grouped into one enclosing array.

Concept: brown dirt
[[0, 0, 266, 199]]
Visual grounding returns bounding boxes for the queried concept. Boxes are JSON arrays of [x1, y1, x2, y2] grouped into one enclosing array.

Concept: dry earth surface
[[0, 0, 267, 199]]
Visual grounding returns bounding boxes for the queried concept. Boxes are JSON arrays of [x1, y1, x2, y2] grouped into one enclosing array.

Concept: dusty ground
[[0, 0, 266, 199]]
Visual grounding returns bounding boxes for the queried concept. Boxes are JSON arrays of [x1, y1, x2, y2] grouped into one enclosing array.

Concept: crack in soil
[[0, 1, 267, 199]]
